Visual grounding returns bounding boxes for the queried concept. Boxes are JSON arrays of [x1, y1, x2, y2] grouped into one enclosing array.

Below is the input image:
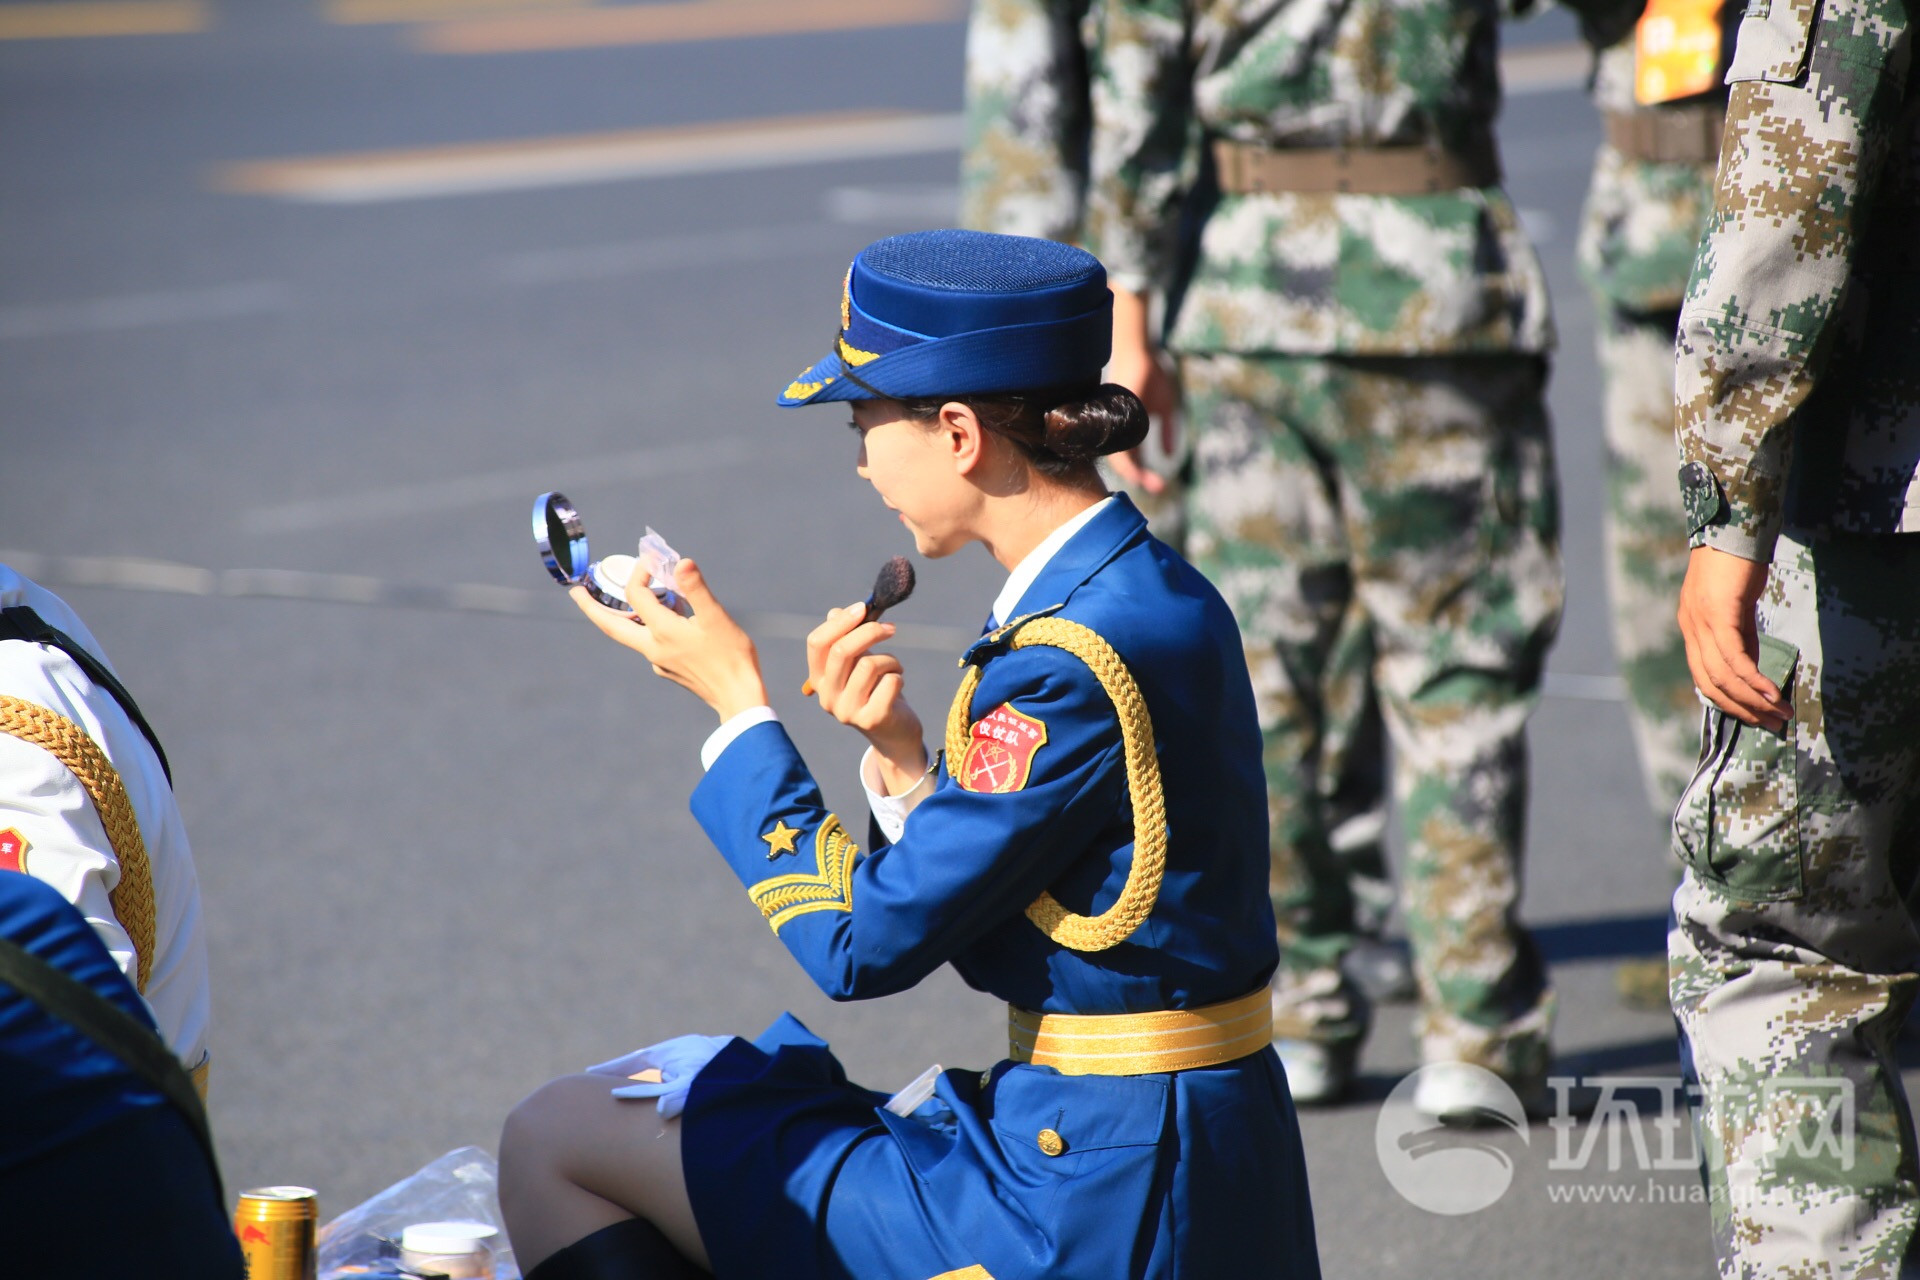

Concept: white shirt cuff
[[860, 746, 936, 844], [700, 706, 779, 771]]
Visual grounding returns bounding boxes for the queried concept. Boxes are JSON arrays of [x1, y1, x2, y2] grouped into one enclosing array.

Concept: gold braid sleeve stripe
[[0, 695, 156, 992], [748, 815, 860, 933], [945, 617, 1166, 953]]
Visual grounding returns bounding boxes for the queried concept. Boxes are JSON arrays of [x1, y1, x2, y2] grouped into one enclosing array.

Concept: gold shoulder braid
[[945, 617, 1165, 953], [0, 695, 157, 991]]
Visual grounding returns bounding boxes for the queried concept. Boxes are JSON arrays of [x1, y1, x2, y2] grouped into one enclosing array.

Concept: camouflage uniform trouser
[[1596, 305, 1698, 822], [1111, 437, 1396, 942], [1182, 351, 1561, 1075], [1671, 528, 1920, 1279]]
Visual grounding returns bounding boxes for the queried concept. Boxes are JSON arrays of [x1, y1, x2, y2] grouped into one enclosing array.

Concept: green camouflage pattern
[[1594, 308, 1701, 817], [1673, 0, 1920, 562], [1578, 37, 1720, 820], [1103, 446, 1400, 941], [958, 0, 1402, 940], [1576, 42, 1721, 313], [1082, 0, 1558, 356], [959, 0, 1093, 242], [1670, 528, 1920, 1278], [1182, 350, 1561, 1076]]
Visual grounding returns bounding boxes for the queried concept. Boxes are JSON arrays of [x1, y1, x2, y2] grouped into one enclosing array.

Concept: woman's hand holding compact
[[570, 557, 769, 722], [806, 602, 926, 793]]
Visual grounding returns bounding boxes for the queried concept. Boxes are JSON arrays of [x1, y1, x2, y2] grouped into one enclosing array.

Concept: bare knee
[[496, 1074, 705, 1270]]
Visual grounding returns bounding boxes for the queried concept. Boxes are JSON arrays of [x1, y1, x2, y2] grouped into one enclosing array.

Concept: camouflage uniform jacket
[[1675, 0, 1919, 560], [1576, 39, 1722, 311], [1082, 0, 1566, 356], [961, 0, 1094, 242]]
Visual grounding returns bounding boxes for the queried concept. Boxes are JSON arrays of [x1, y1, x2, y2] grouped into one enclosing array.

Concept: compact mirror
[[534, 491, 589, 586], [533, 491, 688, 615]]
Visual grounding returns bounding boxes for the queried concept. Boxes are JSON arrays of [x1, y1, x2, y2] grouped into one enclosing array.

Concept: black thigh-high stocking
[[524, 1217, 712, 1280]]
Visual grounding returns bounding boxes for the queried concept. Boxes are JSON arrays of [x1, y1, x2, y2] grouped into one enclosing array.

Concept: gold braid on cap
[[945, 616, 1166, 952], [0, 695, 156, 991]]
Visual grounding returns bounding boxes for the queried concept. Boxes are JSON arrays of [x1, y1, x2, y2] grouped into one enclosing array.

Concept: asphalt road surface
[[0, 3, 1850, 1275]]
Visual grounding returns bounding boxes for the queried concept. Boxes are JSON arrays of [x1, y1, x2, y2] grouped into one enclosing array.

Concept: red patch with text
[[956, 704, 1049, 794], [0, 828, 27, 874]]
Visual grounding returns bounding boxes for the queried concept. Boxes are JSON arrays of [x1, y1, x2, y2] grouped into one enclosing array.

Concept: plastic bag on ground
[[317, 1146, 519, 1280]]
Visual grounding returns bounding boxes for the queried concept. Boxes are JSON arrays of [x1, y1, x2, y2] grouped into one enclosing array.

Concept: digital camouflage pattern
[[1670, 530, 1920, 1278], [1593, 311, 1701, 815], [1081, 0, 1557, 356], [1182, 351, 1561, 1076], [959, 0, 1093, 242], [1578, 37, 1720, 818], [1577, 41, 1723, 315], [1674, 0, 1920, 561], [960, 0, 1400, 942], [1671, 0, 1919, 1267]]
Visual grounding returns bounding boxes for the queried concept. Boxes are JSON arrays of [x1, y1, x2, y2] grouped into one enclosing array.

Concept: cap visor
[[776, 351, 864, 406]]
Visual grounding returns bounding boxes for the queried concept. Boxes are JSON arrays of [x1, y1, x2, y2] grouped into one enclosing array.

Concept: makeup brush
[[801, 555, 917, 696]]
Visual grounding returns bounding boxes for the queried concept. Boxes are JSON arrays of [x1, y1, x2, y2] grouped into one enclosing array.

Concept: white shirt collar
[[988, 496, 1114, 628]]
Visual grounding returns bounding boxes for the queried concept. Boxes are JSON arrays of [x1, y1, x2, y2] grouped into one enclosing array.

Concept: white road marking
[[0, 0, 206, 39], [1503, 41, 1592, 95], [0, 281, 291, 340], [215, 111, 966, 205], [823, 184, 960, 225], [497, 222, 849, 285], [239, 438, 771, 535], [1, 548, 1633, 696], [212, 38, 1581, 208], [412, 0, 963, 55], [1540, 672, 1629, 703]]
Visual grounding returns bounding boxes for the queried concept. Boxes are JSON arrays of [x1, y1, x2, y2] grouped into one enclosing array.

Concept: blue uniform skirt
[[680, 1014, 1320, 1280]]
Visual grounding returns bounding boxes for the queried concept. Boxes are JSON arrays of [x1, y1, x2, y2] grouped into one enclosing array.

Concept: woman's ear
[[939, 401, 988, 476]]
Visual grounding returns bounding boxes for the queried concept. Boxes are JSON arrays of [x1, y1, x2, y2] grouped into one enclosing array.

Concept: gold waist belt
[[1008, 989, 1273, 1076]]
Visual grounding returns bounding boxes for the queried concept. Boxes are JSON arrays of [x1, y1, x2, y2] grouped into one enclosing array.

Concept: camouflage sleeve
[[1673, 0, 1912, 561], [960, 0, 1094, 241], [1081, 0, 1192, 295]]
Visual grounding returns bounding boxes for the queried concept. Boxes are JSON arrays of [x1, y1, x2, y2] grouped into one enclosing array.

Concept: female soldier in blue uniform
[[499, 230, 1320, 1280]]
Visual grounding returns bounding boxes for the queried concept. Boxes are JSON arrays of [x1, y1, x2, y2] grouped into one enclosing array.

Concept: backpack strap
[[0, 605, 172, 786], [0, 930, 220, 1201]]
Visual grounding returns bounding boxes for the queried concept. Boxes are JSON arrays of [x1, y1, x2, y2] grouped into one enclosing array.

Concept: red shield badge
[[0, 828, 27, 874], [956, 704, 1049, 794]]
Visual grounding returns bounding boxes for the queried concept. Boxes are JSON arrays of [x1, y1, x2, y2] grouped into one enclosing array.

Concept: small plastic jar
[[397, 1222, 498, 1280]]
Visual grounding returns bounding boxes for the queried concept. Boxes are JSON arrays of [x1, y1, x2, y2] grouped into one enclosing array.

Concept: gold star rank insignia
[[761, 820, 802, 859]]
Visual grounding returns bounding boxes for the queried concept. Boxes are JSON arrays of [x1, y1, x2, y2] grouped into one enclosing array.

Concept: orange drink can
[[235, 1185, 318, 1280]]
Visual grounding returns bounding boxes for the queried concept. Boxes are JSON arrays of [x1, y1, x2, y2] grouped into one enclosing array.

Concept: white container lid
[[400, 1222, 499, 1255]]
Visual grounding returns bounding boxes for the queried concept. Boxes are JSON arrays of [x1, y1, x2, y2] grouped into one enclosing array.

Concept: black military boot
[[524, 1218, 711, 1280]]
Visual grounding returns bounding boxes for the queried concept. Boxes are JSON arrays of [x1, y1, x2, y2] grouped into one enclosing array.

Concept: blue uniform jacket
[[681, 496, 1319, 1280], [0, 870, 166, 1173]]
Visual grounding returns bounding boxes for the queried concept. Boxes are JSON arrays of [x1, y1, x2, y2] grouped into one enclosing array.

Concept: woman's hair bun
[[1041, 383, 1150, 462]]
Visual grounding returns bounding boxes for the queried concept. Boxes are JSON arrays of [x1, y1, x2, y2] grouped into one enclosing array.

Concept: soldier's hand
[[570, 557, 769, 721], [1676, 545, 1788, 732], [806, 602, 926, 787], [1107, 287, 1178, 495]]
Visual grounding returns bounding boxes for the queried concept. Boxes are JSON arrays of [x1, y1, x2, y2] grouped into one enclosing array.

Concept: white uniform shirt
[[0, 565, 212, 1070]]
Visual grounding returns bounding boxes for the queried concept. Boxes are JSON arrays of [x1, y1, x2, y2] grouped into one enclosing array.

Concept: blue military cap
[[776, 229, 1113, 406]]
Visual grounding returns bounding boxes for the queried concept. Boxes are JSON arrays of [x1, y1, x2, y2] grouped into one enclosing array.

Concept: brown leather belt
[[1212, 137, 1502, 196], [1603, 104, 1726, 165]]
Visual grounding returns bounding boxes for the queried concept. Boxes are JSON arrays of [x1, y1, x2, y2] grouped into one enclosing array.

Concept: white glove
[[588, 1034, 731, 1120]]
